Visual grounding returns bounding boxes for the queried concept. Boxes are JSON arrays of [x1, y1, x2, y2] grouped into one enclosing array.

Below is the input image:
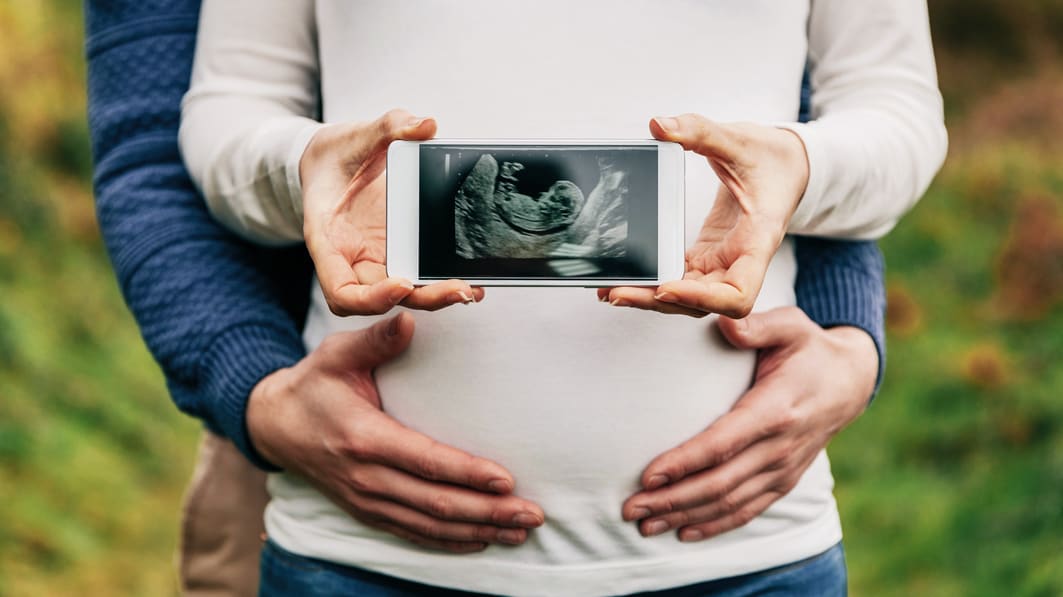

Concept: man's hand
[[247, 313, 544, 553], [300, 109, 484, 316], [621, 306, 876, 541], [600, 114, 809, 318]]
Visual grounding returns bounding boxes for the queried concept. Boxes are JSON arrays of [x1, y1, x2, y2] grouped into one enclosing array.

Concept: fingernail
[[513, 512, 543, 527], [733, 317, 749, 332], [498, 529, 524, 545], [387, 316, 402, 337], [645, 474, 669, 490], [628, 507, 650, 521], [453, 291, 474, 304], [487, 479, 511, 493], [654, 292, 676, 303], [654, 117, 679, 133], [644, 520, 669, 536], [406, 116, 426, 128], [610, 298, 627, 307], [680, 529, 704, 542], [599, 294, 610, 303]]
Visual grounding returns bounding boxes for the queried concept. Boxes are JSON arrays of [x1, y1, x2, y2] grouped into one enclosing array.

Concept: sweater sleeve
[[782, 0, 948, 239], [178, 0, 321, 245], [86, 0, 314, 470], [793, 236, 886, 399]]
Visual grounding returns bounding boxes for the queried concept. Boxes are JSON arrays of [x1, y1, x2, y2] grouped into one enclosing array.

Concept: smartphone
[[386, 139, 684, 287]]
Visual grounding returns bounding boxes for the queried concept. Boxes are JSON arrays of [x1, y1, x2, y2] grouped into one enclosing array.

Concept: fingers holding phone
[[299, 109, 482, 316], [603, 114, 809, 318]]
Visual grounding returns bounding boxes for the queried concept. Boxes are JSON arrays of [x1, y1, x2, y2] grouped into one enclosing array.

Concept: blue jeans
[[259, 540, 847, 596]]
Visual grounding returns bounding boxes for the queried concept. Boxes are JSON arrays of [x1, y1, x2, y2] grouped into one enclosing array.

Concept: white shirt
[[180, 2, 945, 595]]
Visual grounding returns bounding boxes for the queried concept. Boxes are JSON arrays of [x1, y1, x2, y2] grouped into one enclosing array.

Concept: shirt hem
[[265, 504, 842, 597]]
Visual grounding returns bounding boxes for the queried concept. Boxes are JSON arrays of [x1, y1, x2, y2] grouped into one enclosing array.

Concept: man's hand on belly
[[621, 306, 876, 542], [247, 313, 545, 553]]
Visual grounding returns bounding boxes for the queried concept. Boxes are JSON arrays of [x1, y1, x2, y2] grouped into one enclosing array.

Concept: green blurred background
[[0, 1, 1060, 595]]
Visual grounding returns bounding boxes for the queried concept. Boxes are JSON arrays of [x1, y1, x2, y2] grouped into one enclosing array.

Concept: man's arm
[[86, 1, 311, 469]]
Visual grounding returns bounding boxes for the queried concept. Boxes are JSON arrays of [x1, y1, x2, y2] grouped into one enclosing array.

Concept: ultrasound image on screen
[[418, 145, 658, 280]]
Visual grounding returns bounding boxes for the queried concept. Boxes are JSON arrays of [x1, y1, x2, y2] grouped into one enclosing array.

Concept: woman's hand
[[621, 306, 876, 541], [599, 114, 809, 318], [300, 109, 484, 316]]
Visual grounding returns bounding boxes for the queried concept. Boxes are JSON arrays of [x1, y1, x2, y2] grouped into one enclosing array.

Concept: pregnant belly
[[298, 243, 797, 562], [358, 289, 756, 557]]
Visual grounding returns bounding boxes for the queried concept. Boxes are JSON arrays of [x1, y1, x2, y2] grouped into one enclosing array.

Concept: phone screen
[[418, 144, 659, 280]]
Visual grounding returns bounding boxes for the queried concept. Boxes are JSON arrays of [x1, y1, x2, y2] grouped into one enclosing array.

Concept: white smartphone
[[386, 139, 685, 287]]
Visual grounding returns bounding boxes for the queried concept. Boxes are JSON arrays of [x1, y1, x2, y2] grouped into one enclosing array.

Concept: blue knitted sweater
[[85, 0, 886, 471]]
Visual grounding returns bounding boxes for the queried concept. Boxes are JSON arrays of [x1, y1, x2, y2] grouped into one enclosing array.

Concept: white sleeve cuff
[[283, 119, 326, 227], [775, 121, 829, 235]]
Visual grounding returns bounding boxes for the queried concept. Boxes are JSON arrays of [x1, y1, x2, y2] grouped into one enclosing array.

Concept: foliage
[[0, 3, 197, 596], [0, 1, 1060, 596]]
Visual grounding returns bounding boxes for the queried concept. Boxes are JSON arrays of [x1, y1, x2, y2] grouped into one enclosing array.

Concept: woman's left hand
[[621, 306, 876, 541], [599, 114, 809, 318]]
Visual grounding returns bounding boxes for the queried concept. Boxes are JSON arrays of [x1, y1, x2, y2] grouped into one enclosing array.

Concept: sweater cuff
[[794, 240, 887, 402], [198, 323, 307, 471]]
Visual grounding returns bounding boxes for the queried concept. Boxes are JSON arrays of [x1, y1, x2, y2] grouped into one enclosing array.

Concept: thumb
[[650, 114, 742, 163], [351, 109, 437, 164], [717, 306, 812, 350], [321, 312, 416, 372]]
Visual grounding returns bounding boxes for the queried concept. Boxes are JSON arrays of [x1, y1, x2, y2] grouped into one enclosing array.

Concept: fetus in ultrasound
[[454, 154, 629, 259]]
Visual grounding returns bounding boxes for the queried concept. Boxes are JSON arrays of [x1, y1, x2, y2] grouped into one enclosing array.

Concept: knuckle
[[416, 520, 443, 540], [487, 504, 510, 527], [670, 509, 692, 528], [341, 432, 373, 462], [415, 448, 442, 481], [767, 446, 791, 471], [702, 480, 728, 502], [779, 473, 802, 494], [381, 109, 408, 134], [719, 493, 742, 515], [426, 492, 453, 519], [766, 408, 799, 435], [343, 495, 372, 521], [474, 525, 498, 542], [659, 494, 679, 515], [346, 468, 373, 495]]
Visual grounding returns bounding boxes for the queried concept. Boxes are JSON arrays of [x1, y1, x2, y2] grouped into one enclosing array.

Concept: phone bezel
[[386, 139, 685, 287]]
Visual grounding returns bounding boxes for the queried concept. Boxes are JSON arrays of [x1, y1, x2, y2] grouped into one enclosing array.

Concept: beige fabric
[[178, 431, 269, 597]]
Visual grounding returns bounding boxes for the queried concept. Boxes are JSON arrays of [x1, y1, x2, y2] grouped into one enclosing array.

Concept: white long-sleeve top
[[180, 2, 945, 595]]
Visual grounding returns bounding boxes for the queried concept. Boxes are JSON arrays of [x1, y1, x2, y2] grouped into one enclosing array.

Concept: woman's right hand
[[300, 109, 484, 316]]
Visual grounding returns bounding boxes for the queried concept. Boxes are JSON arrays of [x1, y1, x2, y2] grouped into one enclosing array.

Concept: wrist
[[246, 366, 295, 470], [199, 323, 305, 472], [777, 126, 810, 212], [823, 325, 878, 408]]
